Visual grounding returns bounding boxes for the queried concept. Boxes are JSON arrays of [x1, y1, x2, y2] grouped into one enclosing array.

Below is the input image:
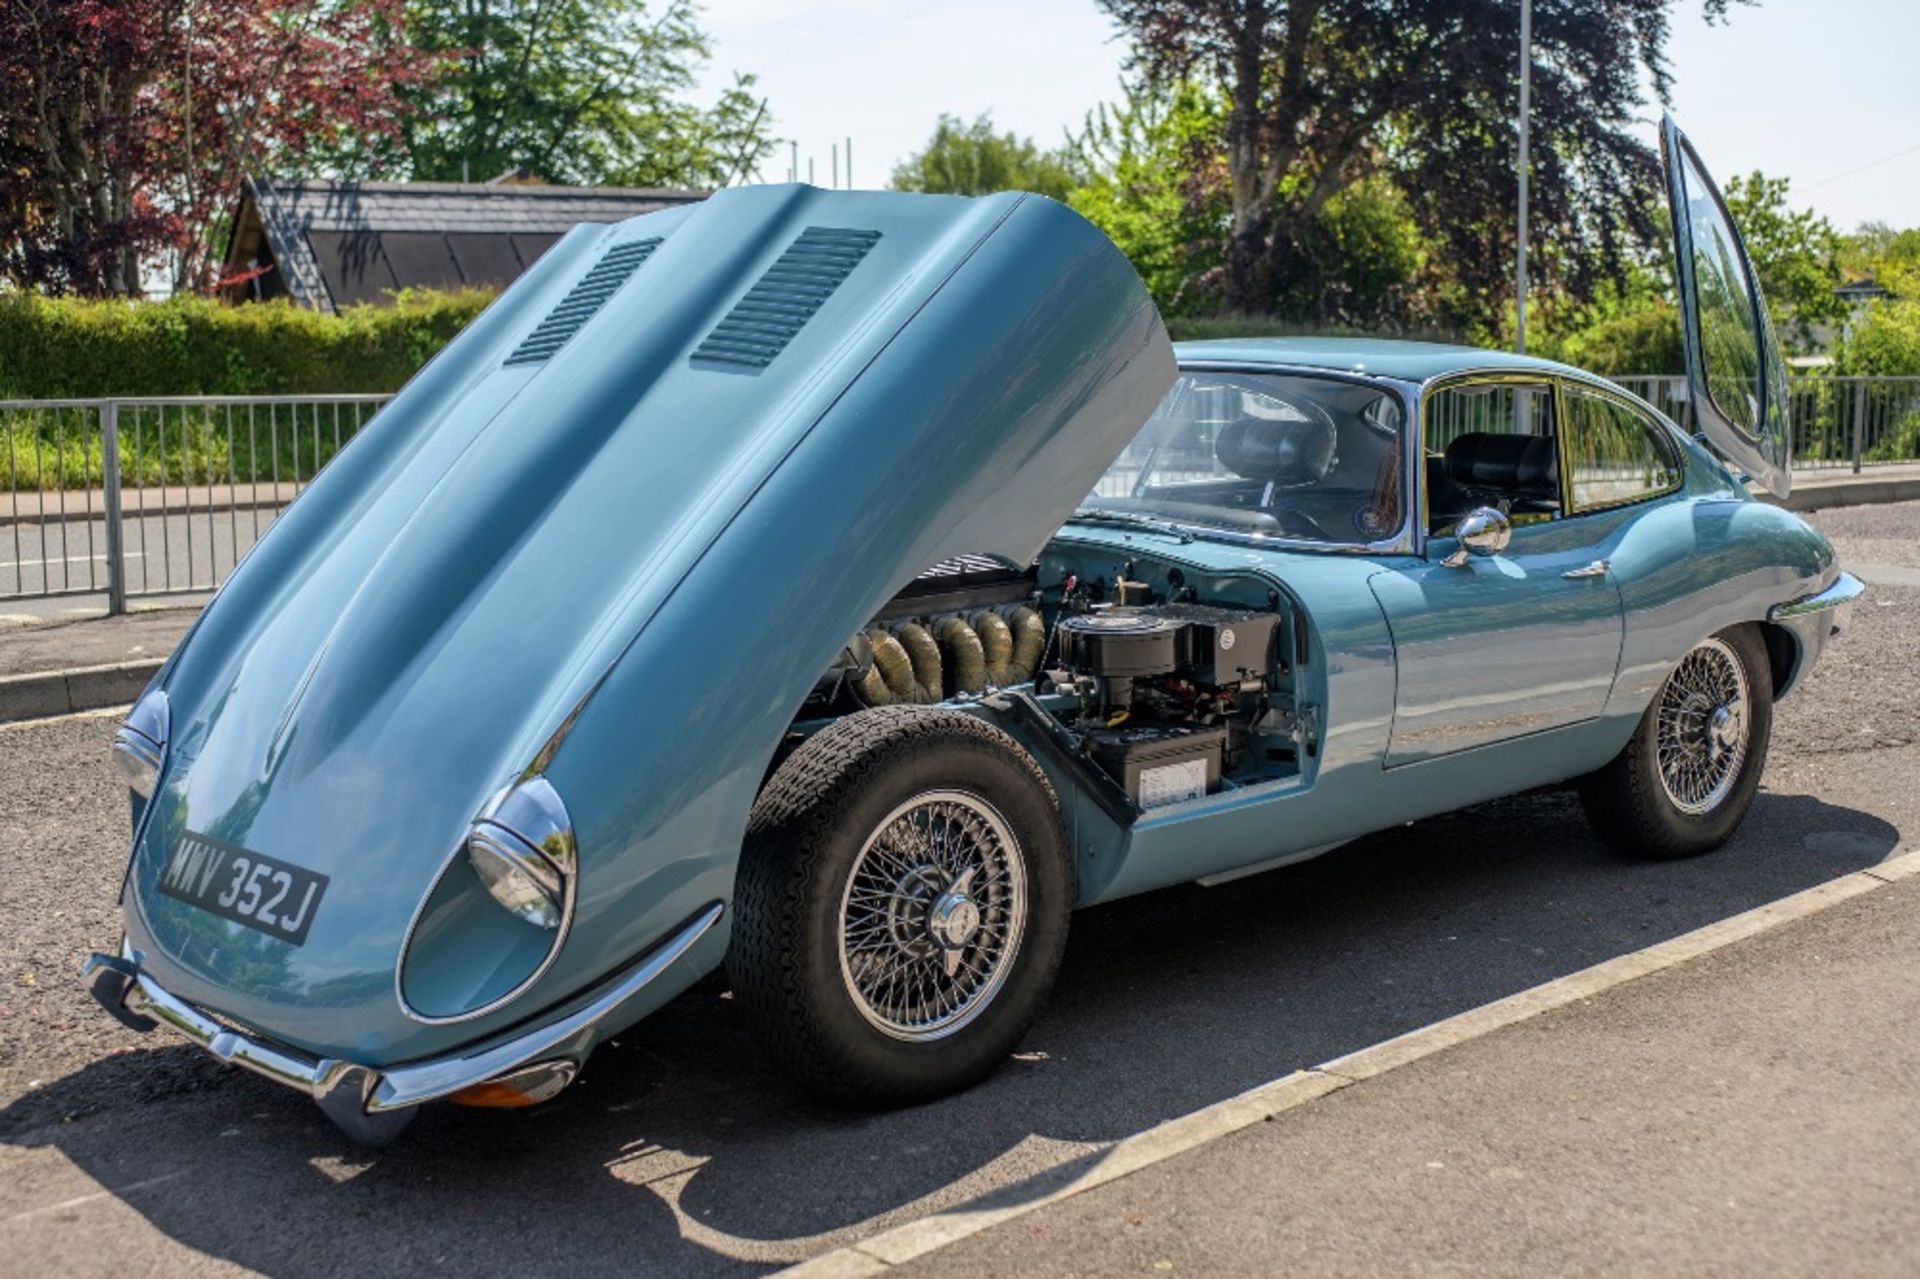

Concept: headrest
[[1443, 432, 1557, 498], [1216, 415, 1337, 485]]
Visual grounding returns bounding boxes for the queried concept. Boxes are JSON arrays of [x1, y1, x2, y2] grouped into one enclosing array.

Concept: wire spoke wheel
[[1655, 636, 1751, 815], [837, 790, 1027, 1042]]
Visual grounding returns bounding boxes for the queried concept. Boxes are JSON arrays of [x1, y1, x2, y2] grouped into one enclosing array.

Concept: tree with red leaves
[[0, 0, 430, 296]]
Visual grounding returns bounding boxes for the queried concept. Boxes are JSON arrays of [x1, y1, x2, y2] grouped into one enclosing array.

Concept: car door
[[1368, 374, 1628, 767], [1661, 115, 1794, 498]]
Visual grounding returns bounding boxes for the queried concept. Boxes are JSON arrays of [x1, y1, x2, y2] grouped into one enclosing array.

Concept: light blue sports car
[[87, 119, 1860, 1141]]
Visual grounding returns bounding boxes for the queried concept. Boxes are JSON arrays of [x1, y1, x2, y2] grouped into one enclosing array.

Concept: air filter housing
[[1058, 609, 1184, 678]]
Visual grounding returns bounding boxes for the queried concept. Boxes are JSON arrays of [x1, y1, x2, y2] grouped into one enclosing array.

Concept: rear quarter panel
[[1606, 494, 1835, 727]]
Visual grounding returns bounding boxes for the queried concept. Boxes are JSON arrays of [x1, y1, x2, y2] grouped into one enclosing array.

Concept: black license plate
[[157, 830, 329, 946]]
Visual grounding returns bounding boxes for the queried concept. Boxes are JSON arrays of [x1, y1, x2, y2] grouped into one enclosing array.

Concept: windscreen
[[1085, 371, 1407, 545]]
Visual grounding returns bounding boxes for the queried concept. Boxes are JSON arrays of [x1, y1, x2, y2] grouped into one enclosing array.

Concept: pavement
[[898, 868, 1920, 1279], [0, 504, 1914, 1276], [1771, 460, 1920, 513]]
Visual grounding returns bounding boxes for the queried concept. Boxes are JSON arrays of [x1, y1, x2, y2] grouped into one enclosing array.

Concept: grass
[[2, 400, 383, 492]]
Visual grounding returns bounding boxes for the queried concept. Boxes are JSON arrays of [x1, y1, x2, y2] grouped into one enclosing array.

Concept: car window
[[1562, 386, 1682, 510], [1678, 147, 1763, 436], [1085, 372, 1407, 546], [1422, 380, 1560, 533]]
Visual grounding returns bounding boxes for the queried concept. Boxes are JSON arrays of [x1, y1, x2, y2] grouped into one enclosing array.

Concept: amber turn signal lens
[[448, 1081, 543, 1108], [447, 1059, 578, 1108]]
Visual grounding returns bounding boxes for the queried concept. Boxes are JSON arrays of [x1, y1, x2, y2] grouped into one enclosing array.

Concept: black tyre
[[728, 706, 1072, 1106], [1579, 624, 1773, 860]]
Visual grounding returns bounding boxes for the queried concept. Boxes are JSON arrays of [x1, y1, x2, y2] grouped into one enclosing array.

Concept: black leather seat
[[1440, 431, 1559, 514], [1215, 415, 1338, 486], [1426, 455, 1476, 529]]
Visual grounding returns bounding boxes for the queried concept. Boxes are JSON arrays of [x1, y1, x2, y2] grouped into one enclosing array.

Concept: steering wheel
[[1272, 508, 1329, 540]]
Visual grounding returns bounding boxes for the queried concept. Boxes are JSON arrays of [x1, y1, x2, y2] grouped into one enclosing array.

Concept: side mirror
[[1441, 506, 1511, 568]]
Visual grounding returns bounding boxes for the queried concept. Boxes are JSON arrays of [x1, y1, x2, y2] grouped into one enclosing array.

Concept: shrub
[[0, 289, 495, 398]]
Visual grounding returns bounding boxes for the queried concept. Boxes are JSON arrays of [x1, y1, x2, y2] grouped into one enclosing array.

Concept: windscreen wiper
[[1068, 507, 1194, 543]]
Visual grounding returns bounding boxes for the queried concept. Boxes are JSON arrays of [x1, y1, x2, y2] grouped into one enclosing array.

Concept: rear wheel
[[728, 707, 1072, 1106], [1580, 625, 1773, 859]]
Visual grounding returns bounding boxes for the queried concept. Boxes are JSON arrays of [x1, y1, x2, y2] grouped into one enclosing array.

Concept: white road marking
[[783, 846, 1920, 1277], [0, 551, 146, 570], [6, 1170, 187, 1222]]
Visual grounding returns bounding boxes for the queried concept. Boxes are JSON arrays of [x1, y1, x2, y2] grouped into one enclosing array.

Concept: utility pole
[[1516, 0, 1532, 354]]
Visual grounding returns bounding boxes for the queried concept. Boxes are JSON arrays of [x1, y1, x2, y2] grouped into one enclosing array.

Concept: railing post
[[99, 399, 127, 616], [1850, 379, 1866, 474]]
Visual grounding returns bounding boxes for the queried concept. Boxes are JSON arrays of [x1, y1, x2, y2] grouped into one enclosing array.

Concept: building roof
[[1174, 336, 1582, 384], [222, 177, 706, 311]]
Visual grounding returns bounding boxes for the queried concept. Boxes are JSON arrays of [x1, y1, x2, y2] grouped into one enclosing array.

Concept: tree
[[891, 114, 1083, 201], [1097, 0, 1752, 325], [1066, 82, 1224, 313], [1721, 172, 1845, 352], [0, 1, 427, 296], [395, 0, 776, 188]]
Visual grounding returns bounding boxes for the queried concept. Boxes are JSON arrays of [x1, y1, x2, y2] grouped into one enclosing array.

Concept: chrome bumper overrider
[[1766, 571, 1864, 697], [1769, 570, 1865, 624], [82, 902, 722, 1140]]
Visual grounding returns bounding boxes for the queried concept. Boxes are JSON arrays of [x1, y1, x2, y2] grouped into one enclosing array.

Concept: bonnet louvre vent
[[505, 237, 663, 365], [692, 226, 882, 370]]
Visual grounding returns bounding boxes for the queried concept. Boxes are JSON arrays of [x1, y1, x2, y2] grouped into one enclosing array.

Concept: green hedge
[[0, 289, 496, 398]]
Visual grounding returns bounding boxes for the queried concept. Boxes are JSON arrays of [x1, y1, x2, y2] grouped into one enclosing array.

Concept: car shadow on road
[[1, 786, 1901, 1277]]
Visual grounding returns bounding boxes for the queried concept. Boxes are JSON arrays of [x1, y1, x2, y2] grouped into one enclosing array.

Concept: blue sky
[[697, 0, 1920, 231]]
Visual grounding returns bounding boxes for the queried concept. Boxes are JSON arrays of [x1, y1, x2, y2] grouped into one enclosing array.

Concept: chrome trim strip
[[81, 901, 723, 1114], [1769, 571, 1865, 621]]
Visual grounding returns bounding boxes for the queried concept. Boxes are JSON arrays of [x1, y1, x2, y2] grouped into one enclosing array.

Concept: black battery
[[1084, 722, 1226, 810], [1157, 604, 1279, 684]]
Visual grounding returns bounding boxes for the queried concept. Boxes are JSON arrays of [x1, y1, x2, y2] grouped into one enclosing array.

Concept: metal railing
[[1611, 375, 1920, 473], [2, 395, 389, 612], [3, 378, 1917, 612]]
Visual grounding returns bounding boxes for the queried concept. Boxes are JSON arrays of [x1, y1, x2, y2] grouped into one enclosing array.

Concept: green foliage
[[1066, 82, 1223, 315], [1537, 297, 1685, 376], [2, 400, 371, 489], [891, 114, 1083, 202], [0, 289, 493, 398], [392, 0, 775, 187], [1838, 299, 1920, 377], [1096, 0, 1754, 326], [1720, 172, 1846, 352]]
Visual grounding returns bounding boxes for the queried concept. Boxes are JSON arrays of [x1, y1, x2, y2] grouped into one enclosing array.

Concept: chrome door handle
[[1563, 559, 1610, 580]]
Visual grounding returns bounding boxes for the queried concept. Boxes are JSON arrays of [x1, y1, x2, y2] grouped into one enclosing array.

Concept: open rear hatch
[[1661, 115, 1794, 498]]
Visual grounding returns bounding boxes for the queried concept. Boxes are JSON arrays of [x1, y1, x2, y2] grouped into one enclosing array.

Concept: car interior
[[1424, 382, 1563, 534], [1084, 374, 1407, 544]]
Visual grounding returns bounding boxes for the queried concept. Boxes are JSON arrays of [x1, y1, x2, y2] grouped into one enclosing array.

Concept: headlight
[[111, 689, 170, 800], [466, 776, 575, 930]]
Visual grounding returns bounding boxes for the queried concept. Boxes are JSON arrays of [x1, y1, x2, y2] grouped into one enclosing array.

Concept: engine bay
[[797, 547, 1312, 818]]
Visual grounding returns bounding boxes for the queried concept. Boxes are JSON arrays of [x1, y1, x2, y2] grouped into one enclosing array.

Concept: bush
[[1533, 298, 1684, 376], [1838, 298, 1920, 377], [0, 289, 495, 398]]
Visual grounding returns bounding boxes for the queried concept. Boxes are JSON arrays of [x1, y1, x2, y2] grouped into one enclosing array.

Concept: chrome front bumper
[[82, 902, 723, 1143], [1767, 570, 1865, 697]]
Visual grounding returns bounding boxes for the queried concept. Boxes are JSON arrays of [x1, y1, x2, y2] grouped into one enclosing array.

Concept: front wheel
[[1579, 625, 1773, 859], [728, 707, 1072, 1106]]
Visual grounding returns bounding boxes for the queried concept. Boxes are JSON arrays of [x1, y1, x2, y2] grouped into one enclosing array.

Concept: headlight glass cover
[[466, 777, 575, 930], [111, 688, 170, 800]]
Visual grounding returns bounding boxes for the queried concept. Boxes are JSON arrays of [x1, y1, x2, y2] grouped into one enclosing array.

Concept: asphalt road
[[0, 503, 1915, 1276], [1, 506, 277, 615]]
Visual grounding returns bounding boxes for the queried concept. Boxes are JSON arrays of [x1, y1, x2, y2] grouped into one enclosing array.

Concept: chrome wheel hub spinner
[[1656, 637, 1751, 816], [837, 791, 1026, 1041]]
